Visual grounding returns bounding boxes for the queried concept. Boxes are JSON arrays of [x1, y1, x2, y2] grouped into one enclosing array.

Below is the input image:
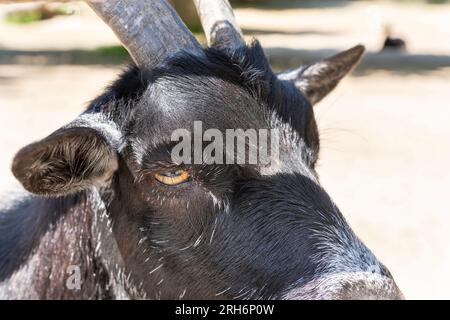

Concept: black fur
[[0, 41, 399, 299]]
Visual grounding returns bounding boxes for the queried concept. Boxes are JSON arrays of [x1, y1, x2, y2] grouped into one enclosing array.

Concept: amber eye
[[154, 169, 190, 186]]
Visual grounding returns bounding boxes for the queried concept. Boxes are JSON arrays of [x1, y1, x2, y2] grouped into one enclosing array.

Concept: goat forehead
[[129, 75, 269, 143], [151, 75, 265, 124]]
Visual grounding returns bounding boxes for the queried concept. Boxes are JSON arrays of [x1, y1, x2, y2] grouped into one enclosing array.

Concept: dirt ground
[[1, 1, 450, 299]]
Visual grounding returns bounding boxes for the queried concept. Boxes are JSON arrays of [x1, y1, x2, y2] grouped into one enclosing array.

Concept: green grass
[[92, 46, 130, 60], [5, 5, 73, 25], [425, 0, 450, 3], [5, 10, 43, 24], [188, 23, 204, 35]]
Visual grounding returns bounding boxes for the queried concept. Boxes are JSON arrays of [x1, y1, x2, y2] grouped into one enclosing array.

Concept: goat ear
[[278, 45, 365, 105], [12, 115, 121, 196]]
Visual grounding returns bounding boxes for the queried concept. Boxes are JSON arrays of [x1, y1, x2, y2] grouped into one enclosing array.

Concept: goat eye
[[154, 169, 190, 186]]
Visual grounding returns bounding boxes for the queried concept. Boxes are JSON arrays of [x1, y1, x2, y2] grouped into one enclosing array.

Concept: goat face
[[11, 42, 402, 299]]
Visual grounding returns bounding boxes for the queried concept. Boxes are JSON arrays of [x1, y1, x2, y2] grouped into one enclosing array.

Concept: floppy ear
[[12, 115, 121, 196], [277, 45, 365, 105]]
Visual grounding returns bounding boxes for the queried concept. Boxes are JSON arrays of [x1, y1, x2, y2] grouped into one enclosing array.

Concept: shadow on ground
[[266, 48, 450, 75], [1, 46, 450, 75], [0, 75, 17, 84], [0, 46, 130, 66]]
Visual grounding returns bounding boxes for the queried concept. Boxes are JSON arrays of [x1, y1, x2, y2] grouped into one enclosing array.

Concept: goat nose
[[337, 272, 404, 300], [284, 272, 404, 300]]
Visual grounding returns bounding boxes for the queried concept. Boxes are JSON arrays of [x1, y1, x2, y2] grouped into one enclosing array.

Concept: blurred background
[[0, 0, 449, 299]]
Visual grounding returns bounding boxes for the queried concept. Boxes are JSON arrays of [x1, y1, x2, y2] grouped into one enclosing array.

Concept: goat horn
[[87, 0, 203, 69], [192, 0, 244, 49]]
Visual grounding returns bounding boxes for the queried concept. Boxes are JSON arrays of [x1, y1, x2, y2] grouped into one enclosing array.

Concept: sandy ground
[[1, 1, 450, 54], [1, 1, 450, 299]]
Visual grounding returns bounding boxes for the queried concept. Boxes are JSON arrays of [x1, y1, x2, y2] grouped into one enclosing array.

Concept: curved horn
[[87, 0, 203, 69], [192, 0, 244, 49]]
